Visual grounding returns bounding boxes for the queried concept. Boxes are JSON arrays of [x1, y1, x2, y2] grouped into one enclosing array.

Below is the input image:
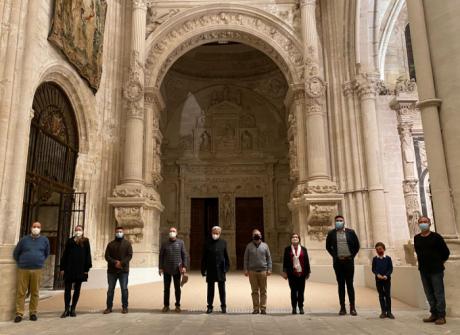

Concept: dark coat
[[60, 237, 92, 282], [282, 245, 311, 278], [325, 228, 360, 261], [105, 238, 133, 273], [201, 238, 230, 283]]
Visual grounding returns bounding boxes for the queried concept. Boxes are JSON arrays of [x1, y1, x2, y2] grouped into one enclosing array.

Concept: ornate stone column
[[354, 72, 389, 246], [288, 1, 342, 263], [108, 0, 163, 248], [390, 79, 421, 237]]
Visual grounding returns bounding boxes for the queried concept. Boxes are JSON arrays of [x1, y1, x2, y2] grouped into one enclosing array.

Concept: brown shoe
[[423, 314, 437, 323], [103, 308, 112, 314], [122, 307, 128, 314], [162, 306, 170, 313], [175, 306, 181, 313], [435, 317, 446, 325]]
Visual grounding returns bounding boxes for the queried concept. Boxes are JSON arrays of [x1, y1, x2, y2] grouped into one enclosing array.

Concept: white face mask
[[75, 231, 83, 238], [169, 231, 177, 238], [116, 232, 124, 239], [31, 227, 41, 235], [212, 234, 220, 240]]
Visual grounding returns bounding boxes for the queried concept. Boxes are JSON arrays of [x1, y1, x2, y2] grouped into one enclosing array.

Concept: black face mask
[[253, 235, 261, 241]]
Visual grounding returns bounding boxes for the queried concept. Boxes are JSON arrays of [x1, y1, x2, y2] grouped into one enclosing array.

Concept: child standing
[[372, 242, 394, 319]]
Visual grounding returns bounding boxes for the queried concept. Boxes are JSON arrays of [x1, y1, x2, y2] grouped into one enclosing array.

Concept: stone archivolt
[[145, 6, 304, 88]]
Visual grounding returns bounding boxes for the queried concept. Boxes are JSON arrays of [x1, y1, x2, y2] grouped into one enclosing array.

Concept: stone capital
[[132, 0, 147, 10], [354, 73, 379, 100], [299, 0, 317, 8], [342, 81, 355, 97], [285, 84, 306, 106]]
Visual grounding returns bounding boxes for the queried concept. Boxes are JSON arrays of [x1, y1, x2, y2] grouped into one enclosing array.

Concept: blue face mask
[[419, 223, 430, 232], [335, 221, 344, 230]]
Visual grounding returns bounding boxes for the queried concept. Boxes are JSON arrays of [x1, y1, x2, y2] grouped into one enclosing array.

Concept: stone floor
[[1, 272, 459, 334]]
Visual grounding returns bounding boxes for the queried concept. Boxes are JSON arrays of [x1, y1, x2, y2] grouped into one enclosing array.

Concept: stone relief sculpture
[[221, 193, 233, 229], [146, 8, 180, 38], [48, 0, 108, 92]]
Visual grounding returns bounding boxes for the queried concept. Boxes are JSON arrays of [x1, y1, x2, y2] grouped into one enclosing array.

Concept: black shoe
[[299, 307, 305, 315], [221, 307, 226, 314], [292, 308, 297, 314], [206, 307, 213, 314], [339, 306, 346, 315], [350, 305, 357, 316], [70, 307, 76, 317], [252, 309, 259, 314], [122, 307, 128, 314], [379, 312, 386, 319], [14, 315, 22, 323], [29, 314, 37, 321], [103, 308, 112, 314], [60, 309, 70, 318], [261, 310, 267, 315], [387, 312, 395, 319]]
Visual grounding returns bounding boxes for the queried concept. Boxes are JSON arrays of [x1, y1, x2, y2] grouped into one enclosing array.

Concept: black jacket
[[105, 238, 133, 273], [326, 228, 360, 261], [60, 237, 92, 282], [282, 245, 311, 278], [201, 238, 230, 283], [414, 232, 450, 273]]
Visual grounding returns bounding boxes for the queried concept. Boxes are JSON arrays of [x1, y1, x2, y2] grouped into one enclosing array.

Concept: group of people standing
[[12, 214, 450, 326]]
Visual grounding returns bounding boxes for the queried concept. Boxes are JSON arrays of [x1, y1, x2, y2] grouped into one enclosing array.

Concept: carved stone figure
[[200, 131, 212, 152], [146, 8, 180, 37], [241, 130, 253, 150]]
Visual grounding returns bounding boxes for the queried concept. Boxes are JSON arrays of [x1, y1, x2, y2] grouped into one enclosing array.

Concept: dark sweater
[[372, 255, 393, 279], [105, 238, 133, 273], [414, 232, 450, 274], [13, 235, 50, 269]]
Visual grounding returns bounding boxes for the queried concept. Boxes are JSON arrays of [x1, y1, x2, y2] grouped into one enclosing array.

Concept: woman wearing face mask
[[59, 225, 92, 318], [282, 233, 311, 314], [201, 226, 230, 314]]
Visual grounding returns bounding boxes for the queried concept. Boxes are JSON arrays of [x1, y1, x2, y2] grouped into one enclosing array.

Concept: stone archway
[[145, 4, 305, 89]]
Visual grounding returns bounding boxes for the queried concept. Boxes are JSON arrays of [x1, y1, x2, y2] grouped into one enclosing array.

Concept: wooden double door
[[190, 197, 264, 270]]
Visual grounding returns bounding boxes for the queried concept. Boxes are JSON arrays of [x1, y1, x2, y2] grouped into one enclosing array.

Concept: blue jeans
[[420, 271, 446, 318], [106, 272, 129, 309]]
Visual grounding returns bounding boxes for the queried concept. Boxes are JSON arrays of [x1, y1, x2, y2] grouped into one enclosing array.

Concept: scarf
[[291, 244, 302, 273]]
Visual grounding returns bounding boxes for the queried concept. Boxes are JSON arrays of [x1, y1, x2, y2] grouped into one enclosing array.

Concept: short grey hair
[[211, 226, 222, 233]]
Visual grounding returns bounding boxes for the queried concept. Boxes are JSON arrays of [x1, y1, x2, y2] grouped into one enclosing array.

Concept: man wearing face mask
[[159, 227, 188, 313], [326, 215, 360, 316], [244, 229, 272, 314], [13, 221, 50, 323], [201, 226, 230, 314], [104, 226, 133, 314], [414, 216, 450, 325]]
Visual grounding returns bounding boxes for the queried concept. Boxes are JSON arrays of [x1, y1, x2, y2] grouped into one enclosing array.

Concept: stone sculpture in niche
[[241, 130, 253, 150], [200, 131, 212, 152]]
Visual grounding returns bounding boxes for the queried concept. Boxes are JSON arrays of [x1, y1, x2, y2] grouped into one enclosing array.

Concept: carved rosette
[[305, 76, 326, 98], [342, 81, 354, 97], [109, 184, 164, 243], [124, 51, 145, 119]]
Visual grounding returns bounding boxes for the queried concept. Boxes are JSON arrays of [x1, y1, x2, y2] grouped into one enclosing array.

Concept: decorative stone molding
[[124, 51, 145, 119], [145, 6, 304, 88], [133, 0, 147, 10], [342, 81, 355, 97], [108, 184, 164, 243], [291, 183, 339, 199], [376, 80, 392, 95]]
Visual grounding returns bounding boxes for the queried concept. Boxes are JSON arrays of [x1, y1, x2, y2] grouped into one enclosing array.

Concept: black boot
[[339, 304, 346, 315], [60, 307, 70, 318], [70, 306, 76, 317], [350, 304, 357, 316]]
